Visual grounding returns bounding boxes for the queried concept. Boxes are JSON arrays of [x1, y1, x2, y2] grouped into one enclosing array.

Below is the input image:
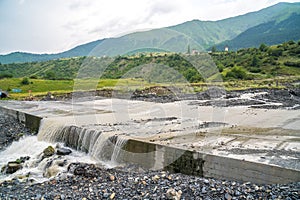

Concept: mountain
[[0, 40, 103, 64], [214, 13, 300, 51], [1, 2, 300, 64]]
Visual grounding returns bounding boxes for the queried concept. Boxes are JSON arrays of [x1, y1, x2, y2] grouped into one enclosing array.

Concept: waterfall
[[0, 136, 94, 183], [110, 136, 128, 165], [37, 118, 128, 165]]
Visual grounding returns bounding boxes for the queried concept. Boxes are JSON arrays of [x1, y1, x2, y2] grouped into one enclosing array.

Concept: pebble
[[109, 175, 115, 181]]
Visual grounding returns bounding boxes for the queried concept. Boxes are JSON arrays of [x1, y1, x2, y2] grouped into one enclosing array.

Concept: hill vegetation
[[1, 41, 300, 99], [215, 13, 300, 51], [0, 41, 300, 84]]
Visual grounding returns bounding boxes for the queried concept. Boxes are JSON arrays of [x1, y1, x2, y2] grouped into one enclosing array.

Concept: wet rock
[[4, 162, 23, 174], [73, 166, 86, 176], [44, 166, 60, 178], [43, 146, 55, 158], [56, 148, 72, 156]]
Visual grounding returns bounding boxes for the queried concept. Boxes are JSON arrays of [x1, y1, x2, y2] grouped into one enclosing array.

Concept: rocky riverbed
[[0, 113, 32, 151], [0, 162, 299, 199], [48, 87, 300, 109], [0, 112, 300, 199]]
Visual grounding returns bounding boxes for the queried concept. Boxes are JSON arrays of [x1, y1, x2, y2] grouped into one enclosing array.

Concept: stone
[[110, 193, 115, 199], [43, 146, 55, 158], [166, 188, 182, 200], [109, 175, 115, 181], [44, 166, 60, 178], [56, 148, 72, 156], [152, 175, 160, 182], [5, 162, 23, 174], [225, 193, 232, 200]]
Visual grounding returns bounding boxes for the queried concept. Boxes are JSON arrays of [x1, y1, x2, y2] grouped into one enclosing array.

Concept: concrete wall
[[122, 139, 300, 184], [0, 106, 42, 133]]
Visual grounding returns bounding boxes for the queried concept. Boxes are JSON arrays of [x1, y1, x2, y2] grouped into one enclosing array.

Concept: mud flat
[[0, 91, 299, 184]]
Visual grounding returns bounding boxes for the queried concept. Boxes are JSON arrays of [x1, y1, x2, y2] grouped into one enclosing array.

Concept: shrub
[[0, 73, 13, 79], [225, 66, 248, 80], [21, 77, 30, 85]]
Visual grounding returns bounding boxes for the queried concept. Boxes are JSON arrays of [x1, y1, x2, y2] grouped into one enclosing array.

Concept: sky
[[0, 0, 300, 54]]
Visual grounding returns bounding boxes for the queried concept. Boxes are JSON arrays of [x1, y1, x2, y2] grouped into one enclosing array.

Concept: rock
[[44, 166, 60, 178], [73, 166, 86, 176], [103, 193, 109, 198], [201, 186, 207, 193], [152, 175, 160, 181], [43, 146, 55, 158], [56, 160, 67, 167], [166, 188, 182, 200], [5, 162, 23, 174], [110, 193, 115, 199], [225, 193, 232, 200], [141, 180, 147, 185], [15, 156, 30, 164], [56, 148, 72, 156], [109, 175, 115, 181]]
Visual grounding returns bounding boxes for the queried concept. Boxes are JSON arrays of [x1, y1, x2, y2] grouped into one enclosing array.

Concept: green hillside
[[0, 40, 103, 64], [1, 2, 300, 64], [215, 13, 300, 51], [1, 41, 300, 84]]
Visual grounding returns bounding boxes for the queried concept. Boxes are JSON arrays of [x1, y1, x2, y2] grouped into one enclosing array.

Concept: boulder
[[56, 148, 72, 156], [43, 146, 55, 158], [5, 162, 23, 174]]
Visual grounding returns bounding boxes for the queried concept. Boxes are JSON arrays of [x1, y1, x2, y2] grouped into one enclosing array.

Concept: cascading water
[[0, 117, 129, 183], [110, 136, 128, 165], [37, 118, 129, 166], [0, 136, 94, 183]]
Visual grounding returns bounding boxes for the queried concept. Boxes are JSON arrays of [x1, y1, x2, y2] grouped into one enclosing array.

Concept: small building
[[192, 49, 199, 55], [224, 46, 229, 52]]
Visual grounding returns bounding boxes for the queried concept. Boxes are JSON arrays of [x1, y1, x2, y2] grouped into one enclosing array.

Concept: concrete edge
[[0, 105, 42, 133]]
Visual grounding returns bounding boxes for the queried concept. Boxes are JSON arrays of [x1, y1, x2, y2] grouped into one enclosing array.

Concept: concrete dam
[[0, 96, 299, 184]]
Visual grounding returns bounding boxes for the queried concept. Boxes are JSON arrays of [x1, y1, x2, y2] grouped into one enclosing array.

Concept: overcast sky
[[0, 0, 299, 54]]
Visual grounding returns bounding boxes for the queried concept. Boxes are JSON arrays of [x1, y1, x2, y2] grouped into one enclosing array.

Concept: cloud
[[18, 0, 25, 5], [1, 0, 300, 54]]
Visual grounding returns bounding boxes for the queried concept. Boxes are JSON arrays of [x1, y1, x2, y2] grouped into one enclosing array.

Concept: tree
[[45, 71, 56, 80], [251, 55, 260, 67], [21, 77, 30, 85], [211, 46, 217, 52], [187, 45, 191, 54], [259, 43, 268, 52]]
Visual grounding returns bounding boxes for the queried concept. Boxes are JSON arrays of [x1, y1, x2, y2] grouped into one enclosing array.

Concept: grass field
[[0, 76, 299, 100]]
